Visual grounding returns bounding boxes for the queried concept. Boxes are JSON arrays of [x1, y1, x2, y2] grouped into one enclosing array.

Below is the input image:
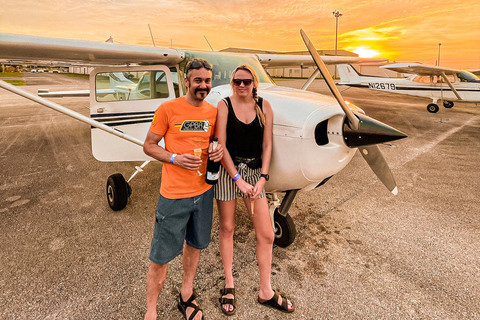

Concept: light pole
[[333, 10, 343, 79], [437, 43, 442, 66]]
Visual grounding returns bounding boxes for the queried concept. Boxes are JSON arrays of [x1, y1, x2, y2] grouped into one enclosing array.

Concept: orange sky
[[1, 0, 479, 68]]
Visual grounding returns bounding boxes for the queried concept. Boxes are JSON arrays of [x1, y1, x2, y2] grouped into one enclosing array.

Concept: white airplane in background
[[0, 31, 407, 247], [337, 63, 480, 113]]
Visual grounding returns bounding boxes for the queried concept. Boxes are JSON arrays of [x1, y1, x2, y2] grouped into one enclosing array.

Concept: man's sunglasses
[[185, 60, 213, 73], [232, 79, 253, 86]]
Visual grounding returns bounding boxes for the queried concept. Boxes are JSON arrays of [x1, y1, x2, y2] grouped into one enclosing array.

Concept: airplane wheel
[[443, 101, 454, 108], [106, 173, 130, 211], [427, 103, 439, 113], [273, 208, 296, 247]]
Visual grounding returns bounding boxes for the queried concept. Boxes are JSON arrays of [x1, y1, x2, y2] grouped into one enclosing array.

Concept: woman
[[215, 64, 294, 315]]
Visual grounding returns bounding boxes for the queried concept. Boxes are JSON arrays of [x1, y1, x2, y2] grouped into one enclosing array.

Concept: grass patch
[[0, 72, 23, 77], [3, 79, 26, 86], [64, 73, 89, 80]]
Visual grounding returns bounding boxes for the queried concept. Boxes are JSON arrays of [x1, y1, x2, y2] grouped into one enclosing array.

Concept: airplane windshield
[[458, 71, 480, 82], [183, 51, 273, 88]]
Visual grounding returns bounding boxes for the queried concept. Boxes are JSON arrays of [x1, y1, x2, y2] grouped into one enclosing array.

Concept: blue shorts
[[149, 187, 214, 265]]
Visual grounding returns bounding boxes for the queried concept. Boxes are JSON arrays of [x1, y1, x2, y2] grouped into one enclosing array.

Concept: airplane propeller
[[300, 29, 407, 195]]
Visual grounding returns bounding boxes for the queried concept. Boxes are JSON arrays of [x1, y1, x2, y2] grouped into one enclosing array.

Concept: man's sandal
[[257, 289, 294, 313], [219, 287, 236, 316], [177, 291, 204, 320]]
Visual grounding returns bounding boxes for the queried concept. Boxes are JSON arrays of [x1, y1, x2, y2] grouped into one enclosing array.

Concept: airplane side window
[[95, 70, 170, 102], [169, 67, 180, 98], [412, 76, 430, 84], [154, 71, 169, 98]]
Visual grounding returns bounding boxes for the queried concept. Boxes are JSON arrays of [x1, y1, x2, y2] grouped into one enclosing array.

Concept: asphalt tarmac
[[1, 73, 479, 319]]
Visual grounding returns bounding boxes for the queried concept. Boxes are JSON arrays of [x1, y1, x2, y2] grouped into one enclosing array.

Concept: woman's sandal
[[219, 287, 236, 316], [257, 289, 294, 313], [177, 291, 204, 320]]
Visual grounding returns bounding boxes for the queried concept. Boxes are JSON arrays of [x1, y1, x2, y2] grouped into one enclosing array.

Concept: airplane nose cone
[[343, 113, 408, 148]]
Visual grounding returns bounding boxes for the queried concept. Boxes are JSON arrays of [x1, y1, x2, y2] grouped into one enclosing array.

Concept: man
[[143, 58, 222, 320]]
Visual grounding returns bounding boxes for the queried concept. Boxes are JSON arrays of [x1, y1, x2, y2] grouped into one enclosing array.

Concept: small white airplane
[[337, 63, 480, 113], [0, 31, 407, 247]]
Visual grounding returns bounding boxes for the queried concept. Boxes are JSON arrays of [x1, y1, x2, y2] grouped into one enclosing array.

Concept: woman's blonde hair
[[230, 64, 265, 126]]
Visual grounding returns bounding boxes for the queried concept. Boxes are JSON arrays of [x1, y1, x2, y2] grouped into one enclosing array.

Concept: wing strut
[[0, 80, 144, 147], [301, 68, 320, 91], [440, 72, 462, 100]]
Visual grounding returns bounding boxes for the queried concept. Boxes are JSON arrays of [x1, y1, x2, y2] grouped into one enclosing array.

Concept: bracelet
[[232, 173, 241, 182], [170, 153, 177, 164]]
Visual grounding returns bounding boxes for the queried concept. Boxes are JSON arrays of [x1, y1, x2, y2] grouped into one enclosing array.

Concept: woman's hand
[[235, 178, 254, 198], [251, 178, 266, 200]]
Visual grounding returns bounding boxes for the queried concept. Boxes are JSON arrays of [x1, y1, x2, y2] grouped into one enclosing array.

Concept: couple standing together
[[143, 59, 294, 320]]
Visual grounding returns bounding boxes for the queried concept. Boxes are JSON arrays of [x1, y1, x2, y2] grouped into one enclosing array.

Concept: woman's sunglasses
[[232, 79, 253, 86]]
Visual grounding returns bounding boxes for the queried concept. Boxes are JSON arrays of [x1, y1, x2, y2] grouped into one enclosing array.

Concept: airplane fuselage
[[349, 76, 480, 103], [337, 64, 480, 112]]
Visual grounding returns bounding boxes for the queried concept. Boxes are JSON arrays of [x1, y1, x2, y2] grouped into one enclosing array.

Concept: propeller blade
[[300, 29, 405, 195], [300, 29, 359, 130], [358, 145, 398, 195]]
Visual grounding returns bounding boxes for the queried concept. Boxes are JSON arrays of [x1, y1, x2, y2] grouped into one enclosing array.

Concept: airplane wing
[[0, 33, 185, 66], [380, 62, 461, 76], [256, 53, 387, 68]]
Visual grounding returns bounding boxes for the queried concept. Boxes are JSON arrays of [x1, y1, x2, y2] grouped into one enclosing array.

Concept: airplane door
[[90, 65, 179, 161]]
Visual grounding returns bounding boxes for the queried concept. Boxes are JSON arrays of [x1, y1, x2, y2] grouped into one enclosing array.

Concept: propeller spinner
[[300, 29, 407, 195]]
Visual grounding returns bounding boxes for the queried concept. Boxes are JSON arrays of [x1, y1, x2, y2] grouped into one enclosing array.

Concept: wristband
[[232, 173, 241, 182], [170, 153, 177, 164]]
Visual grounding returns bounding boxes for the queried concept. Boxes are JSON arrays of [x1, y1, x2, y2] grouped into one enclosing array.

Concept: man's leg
[[180, 244, 203, 320], [144, 261, 168, 320]]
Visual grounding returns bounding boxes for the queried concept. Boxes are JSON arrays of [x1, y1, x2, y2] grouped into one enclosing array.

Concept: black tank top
[[224, 96, 264, 159]]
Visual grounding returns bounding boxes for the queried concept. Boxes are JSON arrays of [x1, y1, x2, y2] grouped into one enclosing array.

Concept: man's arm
[[143, 130, 201, 170]]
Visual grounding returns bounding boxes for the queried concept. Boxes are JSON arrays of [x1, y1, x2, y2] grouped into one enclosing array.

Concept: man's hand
[[173, 153, 202, 171], [208, 142, 223, 162]]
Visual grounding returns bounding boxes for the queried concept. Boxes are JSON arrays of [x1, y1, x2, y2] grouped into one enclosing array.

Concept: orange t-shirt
[[149, 97, 217, 199]]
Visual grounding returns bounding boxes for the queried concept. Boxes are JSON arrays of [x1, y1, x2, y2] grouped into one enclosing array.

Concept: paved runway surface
[[1, 73, 479, 319]]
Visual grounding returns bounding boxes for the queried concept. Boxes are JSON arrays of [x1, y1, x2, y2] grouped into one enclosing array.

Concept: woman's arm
[[252, 99, 273, 198]]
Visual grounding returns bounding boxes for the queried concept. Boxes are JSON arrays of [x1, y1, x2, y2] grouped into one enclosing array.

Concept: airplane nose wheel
[[273, 208, 296, 248], [427, 103, 439, 113], [106, 173, 131, 211]]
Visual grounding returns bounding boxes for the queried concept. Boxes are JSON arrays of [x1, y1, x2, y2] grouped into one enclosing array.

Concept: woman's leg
[[246, 197, 294, 311], [217, 199, 237, 313], [244, 197, 274, 298]]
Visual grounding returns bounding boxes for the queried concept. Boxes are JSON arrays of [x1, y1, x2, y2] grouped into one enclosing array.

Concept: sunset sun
[[350, 46, 382, 58]]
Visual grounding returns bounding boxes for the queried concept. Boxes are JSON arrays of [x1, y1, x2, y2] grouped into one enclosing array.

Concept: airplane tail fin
[[337, 64, 362, 84]]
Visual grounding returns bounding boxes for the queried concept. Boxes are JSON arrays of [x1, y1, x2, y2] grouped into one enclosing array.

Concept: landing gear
[[273, 208, 296, 248], [269, 190, 298, 247], [443, 101, 454, 108], [105, 161, 150, 211], [427, 103, 439, 113], [106, 173, 130, 211]]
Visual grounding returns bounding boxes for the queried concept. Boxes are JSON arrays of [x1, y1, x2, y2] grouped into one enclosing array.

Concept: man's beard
[[194, 88, 210, 98]]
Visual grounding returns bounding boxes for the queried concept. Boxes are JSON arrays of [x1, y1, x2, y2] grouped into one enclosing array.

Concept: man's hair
[[185, 58, 213, 79]]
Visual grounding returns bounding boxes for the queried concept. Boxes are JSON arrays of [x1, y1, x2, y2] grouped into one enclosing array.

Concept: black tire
[[427, 103, 439, 113], [273, 209, 296, 247], [443, 101, 454, 108], [106, 173, 129, 211]]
